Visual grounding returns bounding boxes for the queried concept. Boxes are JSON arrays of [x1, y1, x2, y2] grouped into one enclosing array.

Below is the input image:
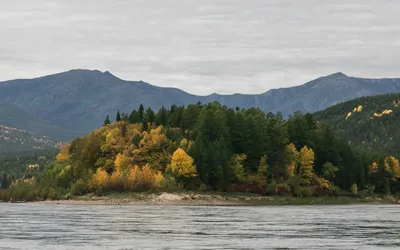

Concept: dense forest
[[1, 102, 399, 201], [314, 93, 400, 157], [0, 151, 56, 190]]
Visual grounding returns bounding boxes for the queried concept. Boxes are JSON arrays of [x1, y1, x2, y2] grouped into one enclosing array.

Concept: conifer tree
[[116, 110, 121, 122], [104, 114, 111, 126], [129, 110, 139, 123], [138, 104, 145, 123]]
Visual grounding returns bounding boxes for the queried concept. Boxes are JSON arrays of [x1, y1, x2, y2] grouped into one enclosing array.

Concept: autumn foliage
[[167, 148, 197, 180], [4, 102, 400, 202]]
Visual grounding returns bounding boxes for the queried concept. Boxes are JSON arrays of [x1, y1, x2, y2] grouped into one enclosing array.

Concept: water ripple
[[0, 204, 399, 249]]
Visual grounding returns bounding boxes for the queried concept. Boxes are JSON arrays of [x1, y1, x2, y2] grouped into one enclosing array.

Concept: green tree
[[156, 106, 168, 126], [321, 162, 339, 180], [191, 103, 232, 189], [138, 104, 145, 123], [116, 110, 121, 122], [104, 115, 111, 126], [230, 154, 247, 183], [0, 173, 9, 189], [143, 107, 156, 130]]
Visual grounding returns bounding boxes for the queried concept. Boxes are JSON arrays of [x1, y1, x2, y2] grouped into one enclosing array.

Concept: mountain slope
[[0, 125, 59, 155], [314, 93, 400, 156], [1, 69, 400, 139], [0, 104, 77, 140]]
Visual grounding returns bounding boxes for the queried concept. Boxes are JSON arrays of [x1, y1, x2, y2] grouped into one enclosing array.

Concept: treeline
[[1, 102, 399, 201]]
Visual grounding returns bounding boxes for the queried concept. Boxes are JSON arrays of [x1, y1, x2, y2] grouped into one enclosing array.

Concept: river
[[0, 204, 399, 249]]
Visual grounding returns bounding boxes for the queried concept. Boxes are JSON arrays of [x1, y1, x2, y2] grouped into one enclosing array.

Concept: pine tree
[[156, 106, 168, 126], [0, 173, 9, 189], [104, 115, 111, 126], [122, 112, 129, 122], [138, 104, 145, 123], [143, 107, 156, 130], [116, 110, 121, 122], [129, 110, 139, 123]]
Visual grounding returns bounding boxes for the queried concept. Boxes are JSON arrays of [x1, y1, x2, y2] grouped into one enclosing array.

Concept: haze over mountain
[[1, 69, 400, 140]]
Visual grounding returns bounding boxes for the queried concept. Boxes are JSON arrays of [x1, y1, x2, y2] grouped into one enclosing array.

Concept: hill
[[0, 125, 59, 155], [0, 104, 77, 140], [1, 70, 400, 139], [314, 93, 400, 157]]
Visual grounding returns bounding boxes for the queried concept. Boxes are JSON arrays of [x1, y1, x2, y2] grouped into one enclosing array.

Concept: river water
[[0, 204, 399, 249]]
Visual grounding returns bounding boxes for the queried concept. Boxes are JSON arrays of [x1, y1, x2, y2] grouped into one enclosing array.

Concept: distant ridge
[[0, 69, 400, 141]]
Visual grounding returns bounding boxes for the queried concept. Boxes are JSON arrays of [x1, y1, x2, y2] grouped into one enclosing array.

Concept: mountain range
[[1, 69, 400, 145]]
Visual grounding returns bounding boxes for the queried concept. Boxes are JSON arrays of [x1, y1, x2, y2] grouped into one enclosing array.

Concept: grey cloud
[[0, 0, 400, 95]]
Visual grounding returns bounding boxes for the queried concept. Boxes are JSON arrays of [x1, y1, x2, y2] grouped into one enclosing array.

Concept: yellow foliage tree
[[89, 168, 109, 191], [114, 153, 131, 172], [133, 126, 169, 170], [56, 144, 71, 163], [230, 154, 247, 183], [299, 146, 314, 186], [108, 169, 123, 190], [313, 176, 331, 190], [256, 155, 269, 188], [153, 171, 165, 188], [248, 155, 268, 189], [125, 165, 140, 190], [136, 164, 164, 190], [284, 143, 299, 177], [351, 183, 358, 196], [179, 138, 192, 152], [384, 156, 400, 180], [368, 162, 379, 175], [167, 148, 197, 179]]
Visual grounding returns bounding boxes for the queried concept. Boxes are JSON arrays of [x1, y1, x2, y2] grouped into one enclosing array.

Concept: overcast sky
[[0, 0, 399, 95]]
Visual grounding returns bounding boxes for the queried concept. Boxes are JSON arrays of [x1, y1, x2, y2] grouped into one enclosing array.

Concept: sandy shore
[[30, 192, 399, 206], [33, 193, 251, 206]]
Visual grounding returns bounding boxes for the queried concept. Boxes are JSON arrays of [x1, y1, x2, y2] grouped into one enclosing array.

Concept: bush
[[24, 189, 40, 202], [330, 185, 342, 196], [71, 179, 88, 196], [365, 184, 375, 196], [40, 188, 49, 200], [199, 183, 207, 192], [48, 188, 58, 200], [293, 186, 313, 197], [159, 176, 179, 192], [351, 183, 358, 196], [275, 183, 291, 195]]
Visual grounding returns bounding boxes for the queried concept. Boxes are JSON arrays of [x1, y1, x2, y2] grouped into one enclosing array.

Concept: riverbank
[[32, 192, 400, 206]]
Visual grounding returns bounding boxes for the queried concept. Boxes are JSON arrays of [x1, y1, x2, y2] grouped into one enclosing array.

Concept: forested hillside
[[314, 93, 400, 157], [0, 151, 56, 189], [2, 102, 399, 201]]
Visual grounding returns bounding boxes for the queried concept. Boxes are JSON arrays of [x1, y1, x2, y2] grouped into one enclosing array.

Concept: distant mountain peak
[[325, 72, 348, 79], [102, 70, 122, 80], [65, 69, 102, 75]]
